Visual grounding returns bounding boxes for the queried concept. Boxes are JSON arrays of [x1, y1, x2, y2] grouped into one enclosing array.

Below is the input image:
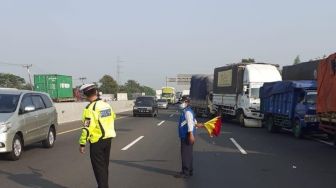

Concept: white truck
[[213, 63, 281, 127]]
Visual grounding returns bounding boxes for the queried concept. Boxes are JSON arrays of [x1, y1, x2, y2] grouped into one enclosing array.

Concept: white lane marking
[[157, 121, 165, 126], [57, 116, 128, 136], [230, 138, 248, 155], [169, 114, 174, 118], [314, 139, 334, 146], [121, 136, 144, 151]]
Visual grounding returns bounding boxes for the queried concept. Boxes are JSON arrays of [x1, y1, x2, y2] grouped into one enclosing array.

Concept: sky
[[0, 0, 335, 90]]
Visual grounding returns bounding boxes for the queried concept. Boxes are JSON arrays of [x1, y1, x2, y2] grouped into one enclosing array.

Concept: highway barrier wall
[[55, 100, 134, 124]]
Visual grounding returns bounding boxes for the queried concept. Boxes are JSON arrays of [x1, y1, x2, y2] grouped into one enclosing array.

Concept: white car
[[157, 99, 169, 109]]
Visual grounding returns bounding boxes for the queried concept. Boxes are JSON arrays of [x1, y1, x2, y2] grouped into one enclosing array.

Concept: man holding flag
[[175, 96, 222, 178]]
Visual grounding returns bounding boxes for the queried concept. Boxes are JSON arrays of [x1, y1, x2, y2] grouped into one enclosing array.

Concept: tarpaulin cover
[[213, 64, 244, 94], [317, 53, 336, 113], [260, 80, 317, 99], [189, 75, 213, 100], [282, 60, 319, 81]]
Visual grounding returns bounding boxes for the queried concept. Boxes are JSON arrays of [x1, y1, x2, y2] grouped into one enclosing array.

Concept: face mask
[[179, 102, 187, 110]]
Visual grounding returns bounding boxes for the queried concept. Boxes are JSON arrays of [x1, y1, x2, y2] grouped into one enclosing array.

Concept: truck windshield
[[162, 93, 173, 98], [306, 92, 317, 104], [0, 94, 20, 113], [251, 88, 260, 98]]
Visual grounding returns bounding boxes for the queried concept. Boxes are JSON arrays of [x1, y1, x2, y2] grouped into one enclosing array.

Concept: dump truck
[[260, 80, 319, 138], [189, 75, 214, 117], [213, 63, 282, 127], [317, 53, 336, 146]]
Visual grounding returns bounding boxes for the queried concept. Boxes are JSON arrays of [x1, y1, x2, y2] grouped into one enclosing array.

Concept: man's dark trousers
[[181, 138, 193, 176], [90, 138, 112, 188]]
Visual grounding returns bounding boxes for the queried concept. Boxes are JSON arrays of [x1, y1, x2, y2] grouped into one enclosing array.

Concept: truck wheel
[[267, 116, 276, 133], [42, 126, 56, 148], [293, 120, 303, 139], [237, 111, 245, 127], [7, 134, 23, 161]]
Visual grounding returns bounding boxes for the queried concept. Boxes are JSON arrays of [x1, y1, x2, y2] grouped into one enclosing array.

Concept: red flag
[[203, 116, 222, 137]]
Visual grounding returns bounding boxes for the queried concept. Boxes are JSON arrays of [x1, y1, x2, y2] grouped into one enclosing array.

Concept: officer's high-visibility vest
[[79, 99, 116, 146]]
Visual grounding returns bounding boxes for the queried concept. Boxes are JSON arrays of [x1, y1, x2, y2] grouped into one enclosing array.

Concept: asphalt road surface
[[1, 107, 335, 188]]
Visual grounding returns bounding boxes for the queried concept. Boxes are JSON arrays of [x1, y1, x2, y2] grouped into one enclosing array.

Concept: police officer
[[78, 84, 116, 188], [176, 96, 201, 178]]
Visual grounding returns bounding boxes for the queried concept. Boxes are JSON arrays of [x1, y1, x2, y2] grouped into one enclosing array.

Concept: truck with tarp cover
[[282, 60, 319, 81], [213, 63, 281, 127], [189, 75, 214, 117], [317, 53, 336, 146], [260, 80, 318, 138]]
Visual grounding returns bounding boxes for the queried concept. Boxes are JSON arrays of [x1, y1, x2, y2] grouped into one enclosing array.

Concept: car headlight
[[0, 122, 12, 133]]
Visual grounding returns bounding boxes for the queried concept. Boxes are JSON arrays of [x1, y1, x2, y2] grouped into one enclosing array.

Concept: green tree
[[99, 75, 118, 95], [0, 73, 31, 89], [242, 58, 255, 63], [141, 86, 155, 96], [293, 55, 301, 65]]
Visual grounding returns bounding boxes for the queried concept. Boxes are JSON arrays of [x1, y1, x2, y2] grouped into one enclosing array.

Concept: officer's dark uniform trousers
[[181, 138, 193, 175], [90, 138, 112, 188]]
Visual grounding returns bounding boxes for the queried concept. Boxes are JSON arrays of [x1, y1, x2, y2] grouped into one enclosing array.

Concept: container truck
[[161, 87, 175, 104], [213, 63, 282, 127], [317, 53, 336, 146], [282, 60, 319, 81], [34, 74, 74, 102], [260, 80, 319, 138], [190, 75, 214, 117]]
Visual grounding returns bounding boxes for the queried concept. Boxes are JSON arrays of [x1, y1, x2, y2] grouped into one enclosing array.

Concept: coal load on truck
[[282, 60, 319, 80], [213, 64, 244, 94], [190, 75, 213, 101]]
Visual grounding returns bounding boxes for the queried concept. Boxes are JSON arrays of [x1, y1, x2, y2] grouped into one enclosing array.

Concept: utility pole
[[116, 56, 125, 84], [22, 64, 33, 90], [79, 77, 87, 85]]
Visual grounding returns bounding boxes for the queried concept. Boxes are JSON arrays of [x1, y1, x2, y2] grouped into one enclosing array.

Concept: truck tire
[[266, 116, 277, 133], [237, 111, 245, 127], [7, 134, 23, 161], [293, 120, 303, 139]]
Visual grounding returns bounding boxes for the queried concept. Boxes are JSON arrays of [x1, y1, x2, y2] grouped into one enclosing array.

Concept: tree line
[[0, 73, 156, 98]]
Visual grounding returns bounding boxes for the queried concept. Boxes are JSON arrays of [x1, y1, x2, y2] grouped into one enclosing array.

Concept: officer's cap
[[79, 84, 97, 94]]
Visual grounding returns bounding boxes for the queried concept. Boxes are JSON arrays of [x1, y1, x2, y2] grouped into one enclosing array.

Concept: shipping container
[[317, 53, 336, 145], [282, 60, 319, 81], [34, 74, 74, 101]]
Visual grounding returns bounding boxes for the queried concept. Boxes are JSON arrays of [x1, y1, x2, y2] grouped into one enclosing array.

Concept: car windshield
[[136, 98, 154, 106], [157, 99, 167, 103], [162, 93, 173, 98], [251, 88, 260, 98], [0, 94, 20, 113], [306, 92, 317, 104]]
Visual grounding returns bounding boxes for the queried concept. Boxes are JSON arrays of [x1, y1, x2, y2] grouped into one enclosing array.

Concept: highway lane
[[0, 107, 336, 188]]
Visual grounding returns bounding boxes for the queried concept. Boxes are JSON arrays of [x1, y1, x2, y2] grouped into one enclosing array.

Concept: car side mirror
[[24, 106, 35, 113]]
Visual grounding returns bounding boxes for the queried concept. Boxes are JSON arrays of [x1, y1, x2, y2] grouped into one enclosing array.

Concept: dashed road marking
[[169, 114, 174, 118], [57, 116, 128, 136], [157, 121, 165, 126], [230, 138, 248, 155], [121, 136, 144, 151], [314, 139, 334, 146]]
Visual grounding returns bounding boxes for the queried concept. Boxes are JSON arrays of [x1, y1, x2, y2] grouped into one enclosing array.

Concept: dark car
[[133, 96, 158, 117]]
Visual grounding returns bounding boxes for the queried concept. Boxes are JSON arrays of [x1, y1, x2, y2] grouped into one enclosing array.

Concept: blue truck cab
[[260, 80, 318, 138]]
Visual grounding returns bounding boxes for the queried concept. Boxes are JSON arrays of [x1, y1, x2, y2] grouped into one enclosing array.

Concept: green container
[[34, 74, 73, 100]]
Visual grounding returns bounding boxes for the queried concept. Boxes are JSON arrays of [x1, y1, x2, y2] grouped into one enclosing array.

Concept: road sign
[[177, 74, 192, 85]]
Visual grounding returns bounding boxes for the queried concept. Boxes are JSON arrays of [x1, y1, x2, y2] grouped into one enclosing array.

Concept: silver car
[[157, 99, 169, 109], [0, 89, 58, 160]]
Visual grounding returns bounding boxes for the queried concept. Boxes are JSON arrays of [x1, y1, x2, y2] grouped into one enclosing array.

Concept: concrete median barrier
[[55, 100, 134, 124]]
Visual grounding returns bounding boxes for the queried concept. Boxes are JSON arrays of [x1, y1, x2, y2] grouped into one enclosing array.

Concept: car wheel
[[42, 127, 56, 148], [7, 134, 23, 161], [293, 120, 303, 139], [267, 116, 277, 133]]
